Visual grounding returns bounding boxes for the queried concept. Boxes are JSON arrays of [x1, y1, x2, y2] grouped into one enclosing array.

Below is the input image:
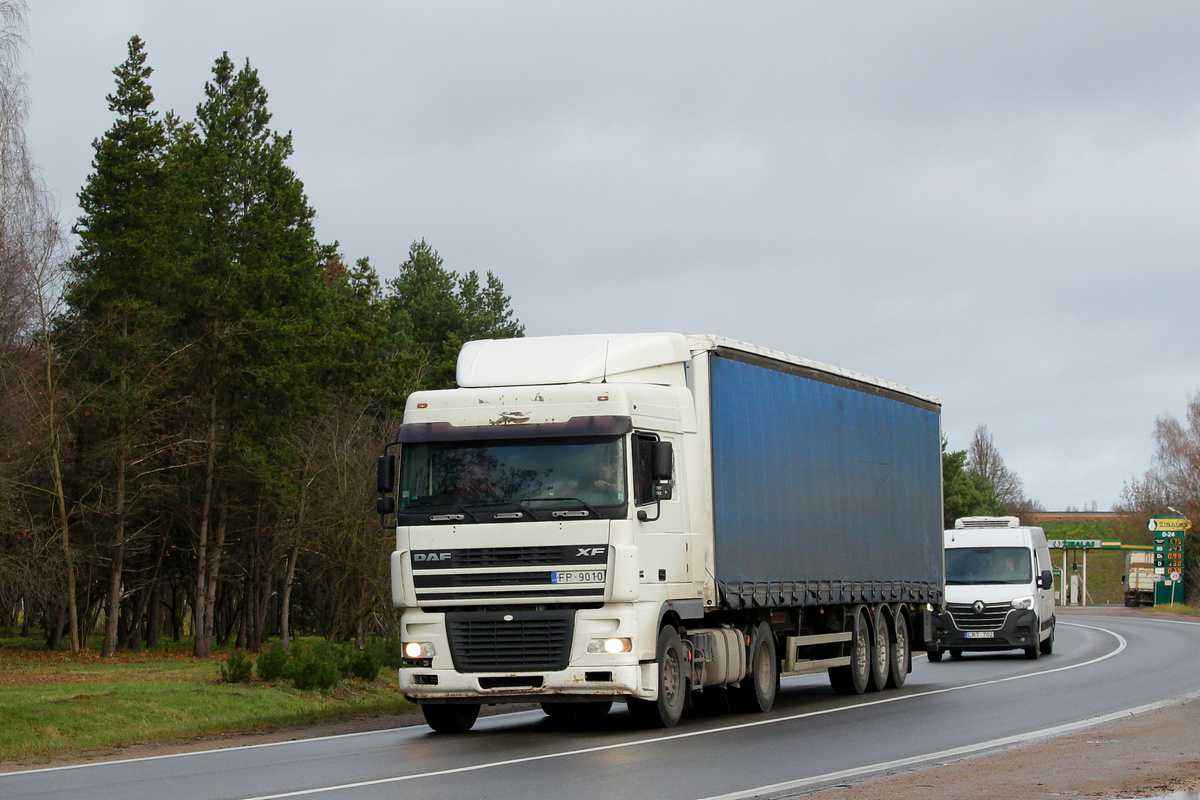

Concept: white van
[[929, 516, 1056, 661]]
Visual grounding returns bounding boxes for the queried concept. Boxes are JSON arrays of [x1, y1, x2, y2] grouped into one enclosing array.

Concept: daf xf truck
[[376, 333, 945, 731]]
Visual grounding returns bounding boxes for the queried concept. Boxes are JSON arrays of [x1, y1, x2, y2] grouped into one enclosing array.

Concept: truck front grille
[[946, 602, 1013, 631], [445, 610, 574, 672], [410, 544, 608, 605]]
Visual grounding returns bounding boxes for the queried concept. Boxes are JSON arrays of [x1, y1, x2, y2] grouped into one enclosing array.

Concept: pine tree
[[182, 53, 343, 656], [63, 36, 180, 657]]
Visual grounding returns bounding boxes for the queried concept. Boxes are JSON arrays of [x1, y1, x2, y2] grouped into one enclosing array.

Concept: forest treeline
[[0, 34, 521, 656]]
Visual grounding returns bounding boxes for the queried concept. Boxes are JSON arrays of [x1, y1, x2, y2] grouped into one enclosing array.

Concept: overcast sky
[[21, 2, 1200, 511]]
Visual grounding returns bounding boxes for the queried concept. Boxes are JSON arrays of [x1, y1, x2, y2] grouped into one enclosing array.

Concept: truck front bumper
[[399, 663, 649, 704]]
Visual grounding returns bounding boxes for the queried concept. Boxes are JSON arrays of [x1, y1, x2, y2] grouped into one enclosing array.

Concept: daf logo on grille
[[972, 600, 987, 615]]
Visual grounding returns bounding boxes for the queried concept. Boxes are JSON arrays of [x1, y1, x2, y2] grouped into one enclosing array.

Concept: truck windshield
[[399, 436, 626, 521], [945, 547, 1033, 585]]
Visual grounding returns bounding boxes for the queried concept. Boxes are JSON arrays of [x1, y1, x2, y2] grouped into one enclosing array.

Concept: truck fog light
[[587, 637, 632, 654], [1010, 595, 1034, 611], [404, 641, 436, 659]]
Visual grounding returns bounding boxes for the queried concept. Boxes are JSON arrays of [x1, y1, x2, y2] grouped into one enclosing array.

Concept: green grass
[[0, 637, 413, 765]]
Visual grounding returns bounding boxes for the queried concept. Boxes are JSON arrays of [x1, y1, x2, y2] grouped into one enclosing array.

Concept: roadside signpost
[[1149, 515, 1189, 607]]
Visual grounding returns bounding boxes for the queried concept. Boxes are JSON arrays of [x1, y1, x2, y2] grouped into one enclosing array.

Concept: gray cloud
[[25, 1, 1200, 509]]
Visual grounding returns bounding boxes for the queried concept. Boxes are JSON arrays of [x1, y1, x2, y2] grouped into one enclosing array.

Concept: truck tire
[[828, 607, 871, 695], [422, 703, 481, 733], [733, 622, 778, 713], [628, 625, 686, 728], [885, 609, 910, 689], [867, 610, 891, 692]]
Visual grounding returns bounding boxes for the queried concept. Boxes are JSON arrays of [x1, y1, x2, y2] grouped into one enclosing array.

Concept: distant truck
[[1123, 551, 1157, 607], [932, 516, 1056, 660], [376, 333, 946, 731]]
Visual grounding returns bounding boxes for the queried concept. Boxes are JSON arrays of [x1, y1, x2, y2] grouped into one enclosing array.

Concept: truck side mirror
[[652, 441, 673, 500], [1037, 569, 1053, 590], [651, 441, 672, 480], [377, 454, 396, 494]]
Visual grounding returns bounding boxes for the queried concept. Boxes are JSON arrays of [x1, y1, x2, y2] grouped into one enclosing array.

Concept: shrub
[[219, 650, 253, 683], [291, 654, 340, 691], [370, 635, 405, 670], [255, 645, 291, 682], [290, 642, 342, 691], [344, 648, 382, 681]]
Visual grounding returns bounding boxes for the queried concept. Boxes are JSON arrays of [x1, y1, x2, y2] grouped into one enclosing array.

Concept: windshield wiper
[[521, 496, 601, 518], [472, 502, 535, 520], [423, 504, 480, 523]]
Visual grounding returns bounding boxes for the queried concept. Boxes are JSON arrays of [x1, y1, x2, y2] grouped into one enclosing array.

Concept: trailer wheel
[[628, 625, 686, 728], [885, 610, 910, 689], [422, 703, 480, 733], [828, 607, 871, 695], [733, 622, 778, 713], [867, 610, 891, 692]]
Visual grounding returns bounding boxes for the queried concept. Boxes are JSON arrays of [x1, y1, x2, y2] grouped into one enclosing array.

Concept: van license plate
[[551, 571, 605, 584], [965, 631, 995, 639]]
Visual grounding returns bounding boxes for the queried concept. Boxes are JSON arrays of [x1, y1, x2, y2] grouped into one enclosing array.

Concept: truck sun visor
[[397, 415, 633, 443]]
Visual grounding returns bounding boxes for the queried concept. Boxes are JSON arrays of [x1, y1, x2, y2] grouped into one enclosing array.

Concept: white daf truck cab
[[930, 516, 1055, 661]]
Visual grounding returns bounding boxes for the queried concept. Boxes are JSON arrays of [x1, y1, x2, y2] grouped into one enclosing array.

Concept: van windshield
[[945, 547, 1033, 585]]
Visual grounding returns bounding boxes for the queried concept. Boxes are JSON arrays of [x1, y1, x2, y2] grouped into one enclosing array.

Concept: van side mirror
[[1037, 569, 1053, 590]]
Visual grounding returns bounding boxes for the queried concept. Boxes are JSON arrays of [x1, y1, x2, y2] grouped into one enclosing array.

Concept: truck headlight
[[587, 637, 632, 654], [403, 641, 436, 660], [1010, 596, 1034, 611]]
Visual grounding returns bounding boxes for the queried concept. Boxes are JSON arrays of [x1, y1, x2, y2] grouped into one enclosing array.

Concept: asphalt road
[[5, 613, 1199, 800]]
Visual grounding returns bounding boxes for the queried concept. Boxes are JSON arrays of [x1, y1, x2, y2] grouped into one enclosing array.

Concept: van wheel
[[423, 703, 480, 733], [733, 622, 778, 713], [1039, 621, 1055, 655], [926, 647, 944, 663], [885, 611, 910, 688], [629, 625, 686, 727], [949, 648, 963, 659], [828, 607, 871, 695]]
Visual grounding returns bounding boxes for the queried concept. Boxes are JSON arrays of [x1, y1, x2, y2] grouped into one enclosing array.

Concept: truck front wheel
[[422, 703, 481, 733], [629, 625, 686, 728]]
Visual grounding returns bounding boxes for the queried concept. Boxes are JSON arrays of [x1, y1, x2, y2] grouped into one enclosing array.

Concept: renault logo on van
[[972, 600, 986, 615]]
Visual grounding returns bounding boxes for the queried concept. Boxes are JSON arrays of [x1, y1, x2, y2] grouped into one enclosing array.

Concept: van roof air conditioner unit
[[954, 516, 1020, 529]]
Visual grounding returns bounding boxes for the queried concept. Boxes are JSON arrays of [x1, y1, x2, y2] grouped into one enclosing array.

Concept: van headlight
[[1010, 596, 1034, 610]]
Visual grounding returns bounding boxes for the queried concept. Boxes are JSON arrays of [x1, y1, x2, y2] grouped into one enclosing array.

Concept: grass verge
[[0, 636, 413, 765]]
